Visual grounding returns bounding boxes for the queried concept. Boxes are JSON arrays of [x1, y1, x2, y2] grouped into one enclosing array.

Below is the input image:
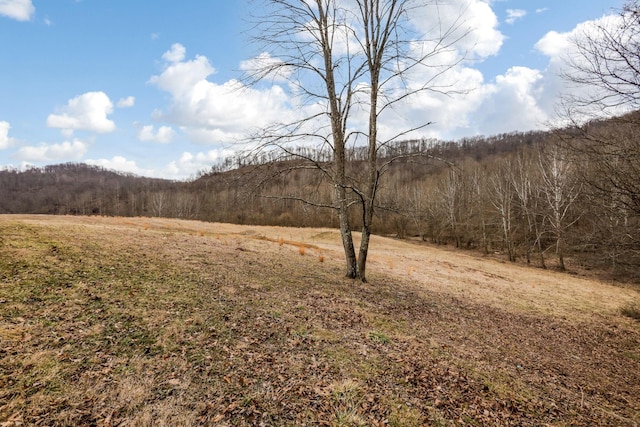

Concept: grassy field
[[1, 215, 639, 426]]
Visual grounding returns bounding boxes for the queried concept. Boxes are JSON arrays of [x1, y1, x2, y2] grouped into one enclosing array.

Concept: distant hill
[[0, 130, 547, 220], [0, 163, 174, 216]]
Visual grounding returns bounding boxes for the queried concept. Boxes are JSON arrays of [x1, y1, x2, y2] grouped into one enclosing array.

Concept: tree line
[[1, 121, 638, 280]]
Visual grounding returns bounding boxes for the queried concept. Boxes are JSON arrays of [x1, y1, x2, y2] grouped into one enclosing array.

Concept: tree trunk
[[357, 227, 371, 283], [534, 219, 547, 269], [338, 185, 358, 278], [556, 237, 565, 271]]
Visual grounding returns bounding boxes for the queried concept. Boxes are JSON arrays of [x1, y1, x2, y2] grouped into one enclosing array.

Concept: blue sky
[[0, 0, 627, 179]]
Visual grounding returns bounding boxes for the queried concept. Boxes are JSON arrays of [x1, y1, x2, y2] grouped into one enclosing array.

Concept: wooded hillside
[[1, 115, 638, 280]]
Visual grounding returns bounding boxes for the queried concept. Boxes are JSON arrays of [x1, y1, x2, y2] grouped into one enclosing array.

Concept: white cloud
[[534, 30, 573, 58], [463, 0, 504, 58], [150, 1, 505, 150], [240, 52, 293, 82], [147, 2, 507, 152], [181, 126, 244, 146], [137, 124, 175, 144], [149, 45, 292, 145], [348, 0, 504, 140], [0, 121, 16, 149], [381, 63, 552, 141], [166, 149, 236, 178], [534, 14, 631, 121], [468, 66, 549, 135], [535, 15, 626, 68], [357, 65, 487, 142], [162, 43, 186, 63], [505, 9, 527, 25], [86, 150, 235, 180], [409, 0, 503, 59], [116, 96, 135, 108], [16, 139, 89, 162], [150, 53, 216, 98], [47, 91, 116, 134], [429, 12, 634, 137], [86, 156, 151, 176], [399, 9, 635, 139], [0, 0, 35, 21]]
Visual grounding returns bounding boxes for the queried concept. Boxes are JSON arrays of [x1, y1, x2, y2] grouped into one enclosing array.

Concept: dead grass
[[1, 214, 639, 426], [621, 301, 640, 321]]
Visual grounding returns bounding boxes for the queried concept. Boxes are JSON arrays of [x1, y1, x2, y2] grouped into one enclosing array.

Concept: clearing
[[1, 215, 639, 426]]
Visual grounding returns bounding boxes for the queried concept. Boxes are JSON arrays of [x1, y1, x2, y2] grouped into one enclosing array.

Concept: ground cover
[[1, 215, 639, 426]]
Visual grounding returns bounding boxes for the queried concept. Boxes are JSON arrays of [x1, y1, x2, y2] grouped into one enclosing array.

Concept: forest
[[1, 113, 639, 281]]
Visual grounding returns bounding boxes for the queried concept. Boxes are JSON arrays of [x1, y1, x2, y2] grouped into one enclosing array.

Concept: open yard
[[1, 215, 639, 426]]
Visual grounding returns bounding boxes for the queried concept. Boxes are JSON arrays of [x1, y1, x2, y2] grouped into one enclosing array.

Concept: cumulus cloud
[[0, 121, 16, 150], [346, 0, 504, 141], [534, 14, 628, 76], [533, 13, 631, 121], [149, 44, 291, 145], [162, 43, 186, 63], [137, 124, 175, 144], [166, 149, 235, 178], [461, 0, 505, 58], [180, 127, 245, 146], [397, 7, 634, 138], [355, 65, 486, 142], [0, 0, 35, 21], [439, 12, 631, 137], [16, 139, 88, 162], [116, 96, 135, 108], [46, 91, 116, 135], [534, 30, 573, 58], [408, 0, 503, 59], [468, 66, 549, 136]]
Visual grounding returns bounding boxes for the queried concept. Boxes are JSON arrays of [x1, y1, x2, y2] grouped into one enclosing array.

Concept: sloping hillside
[[1, 215, 639, 426]]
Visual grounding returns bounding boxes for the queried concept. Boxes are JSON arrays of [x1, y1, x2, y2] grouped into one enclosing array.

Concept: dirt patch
[[1, 215, 639, 426]]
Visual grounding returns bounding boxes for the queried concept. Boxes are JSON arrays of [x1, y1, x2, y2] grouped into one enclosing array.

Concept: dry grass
[[621, 301, 640, 321], [1, 214, 639, 426]]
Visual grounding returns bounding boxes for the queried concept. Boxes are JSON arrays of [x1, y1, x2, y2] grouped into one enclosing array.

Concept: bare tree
[[245, 0, 469, 281], [557, 0, 640, 272], [559, 0, 640, 216], [512, 148, 546, 268], [151, 191, 168, 218], [538, 145, 582, 271], [469, 165, 490, 254], [435, 167, 464, 247], [561, 0, 640, 118], [488, 159, 516, 262]]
